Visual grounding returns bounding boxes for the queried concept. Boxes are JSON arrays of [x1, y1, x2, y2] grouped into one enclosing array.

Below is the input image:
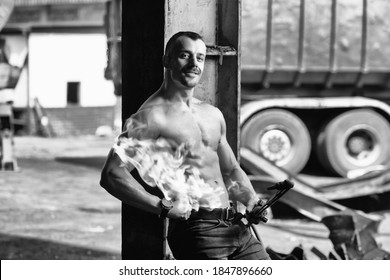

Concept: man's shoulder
[[119, 96, 168, 137], [193, 98, 216, 109], [194, 98, 224, 118], [133, 95, 169, 120], [138, 94, 166, 112]]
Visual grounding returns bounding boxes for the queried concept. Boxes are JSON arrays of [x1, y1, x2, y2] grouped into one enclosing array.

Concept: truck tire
[[241, 109, 311, 174], [316, 109, 390, 177]]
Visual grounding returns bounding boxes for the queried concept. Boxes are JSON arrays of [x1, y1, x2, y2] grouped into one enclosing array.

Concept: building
[[0, 0, 117, 136]]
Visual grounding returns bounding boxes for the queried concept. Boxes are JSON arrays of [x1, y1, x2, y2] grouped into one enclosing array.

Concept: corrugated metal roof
[[15, 0, 109, 6]]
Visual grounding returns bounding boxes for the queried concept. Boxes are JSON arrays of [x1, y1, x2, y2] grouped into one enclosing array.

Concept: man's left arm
[[216, 110, 259, 211]]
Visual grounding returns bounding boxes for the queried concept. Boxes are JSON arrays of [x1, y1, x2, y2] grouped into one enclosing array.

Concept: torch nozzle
[[249, 179, 295, 223], [267, 179, 294, 191]]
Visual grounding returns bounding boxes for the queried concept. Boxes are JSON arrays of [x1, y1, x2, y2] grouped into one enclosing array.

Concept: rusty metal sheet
[[242, 0, 390, 71], [241, 147, 382, 229], [367, 0, 390, 69], [317, 170, 390, 200]]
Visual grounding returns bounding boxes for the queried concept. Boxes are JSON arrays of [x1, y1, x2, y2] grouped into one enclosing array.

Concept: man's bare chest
[[161, 108, 221, 149]]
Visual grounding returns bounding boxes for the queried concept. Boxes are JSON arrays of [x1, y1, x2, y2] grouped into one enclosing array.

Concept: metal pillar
[[121, 0, 240, 259], [121, 0, 165, 260], [165, 0, 241, 155]]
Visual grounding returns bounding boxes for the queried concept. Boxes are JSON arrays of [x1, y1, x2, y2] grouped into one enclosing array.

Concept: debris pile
[[320, 214, 390, 260]]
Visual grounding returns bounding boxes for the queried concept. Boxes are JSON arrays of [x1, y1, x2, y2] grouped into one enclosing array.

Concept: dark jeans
[[168, 219, 270, 260]]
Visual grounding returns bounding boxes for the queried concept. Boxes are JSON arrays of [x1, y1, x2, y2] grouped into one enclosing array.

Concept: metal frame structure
[[121, 0, 241, 259]]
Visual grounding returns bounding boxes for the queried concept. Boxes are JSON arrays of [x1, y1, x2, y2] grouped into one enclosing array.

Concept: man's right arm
[[100, 108, 192, 220], [100, 148, 162, 215], [100, 146, 191, 220]]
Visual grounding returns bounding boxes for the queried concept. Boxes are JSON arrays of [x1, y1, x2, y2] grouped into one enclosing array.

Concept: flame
[[113, 116, 224, 212]]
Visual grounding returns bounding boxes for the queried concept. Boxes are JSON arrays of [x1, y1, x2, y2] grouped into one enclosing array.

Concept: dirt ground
[[1, 136, 121, 259], [1, 136, 390, 260]]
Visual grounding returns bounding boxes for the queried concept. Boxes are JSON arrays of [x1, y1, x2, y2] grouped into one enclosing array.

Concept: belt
[[189, 207, 236, 221]]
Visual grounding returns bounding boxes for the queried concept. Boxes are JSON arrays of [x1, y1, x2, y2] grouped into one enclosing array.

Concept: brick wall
[[44, 106, 115, 136]]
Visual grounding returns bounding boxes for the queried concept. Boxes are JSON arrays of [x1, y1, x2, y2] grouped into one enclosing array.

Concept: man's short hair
[[164, 31, 204, 59]]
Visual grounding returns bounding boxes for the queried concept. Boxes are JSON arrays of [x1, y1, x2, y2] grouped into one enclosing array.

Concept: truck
[[240, 0, 390, 177], [104, 0, 390, 178]]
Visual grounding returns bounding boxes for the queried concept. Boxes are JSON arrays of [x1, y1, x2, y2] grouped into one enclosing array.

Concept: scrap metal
[[240, 147, 390, 259]]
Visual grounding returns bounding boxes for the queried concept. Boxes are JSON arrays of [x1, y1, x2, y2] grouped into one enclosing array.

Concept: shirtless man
[[100, 31, 270, 260]]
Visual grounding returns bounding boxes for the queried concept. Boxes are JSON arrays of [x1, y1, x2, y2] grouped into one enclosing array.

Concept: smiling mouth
[[184, 67, 201, 75], [183, 72, 200, 79]]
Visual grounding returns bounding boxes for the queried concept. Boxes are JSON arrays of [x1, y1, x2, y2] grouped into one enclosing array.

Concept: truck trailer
[[106, 0, 390, 259], [240, 0, 390, 177], [104, 0, 390, 178]]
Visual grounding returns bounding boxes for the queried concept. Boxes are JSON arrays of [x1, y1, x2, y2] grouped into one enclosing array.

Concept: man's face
[[166, 36, 206, 89]]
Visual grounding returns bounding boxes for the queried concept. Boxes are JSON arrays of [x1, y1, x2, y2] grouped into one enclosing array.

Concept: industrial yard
[[1, 135, 390, 260], [2, 0, 390, 264]]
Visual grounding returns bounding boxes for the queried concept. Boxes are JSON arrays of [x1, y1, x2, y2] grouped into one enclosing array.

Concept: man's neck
[[162, 81, 195, 107]]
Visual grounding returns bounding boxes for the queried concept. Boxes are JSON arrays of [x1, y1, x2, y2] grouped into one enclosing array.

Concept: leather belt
[[189, 207, 236, 221]]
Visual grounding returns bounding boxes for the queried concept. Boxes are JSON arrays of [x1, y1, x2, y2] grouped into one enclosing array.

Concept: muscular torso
[[135, 97, 230, 209]]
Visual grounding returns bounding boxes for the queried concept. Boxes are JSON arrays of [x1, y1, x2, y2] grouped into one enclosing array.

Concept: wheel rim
[[240, 108, 311, 174], [258, 127, 292, 165], [343, 125, 380, 167]]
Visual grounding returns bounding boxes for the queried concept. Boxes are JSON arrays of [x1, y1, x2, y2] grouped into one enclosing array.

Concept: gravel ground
[[1, 136, 121, 259]]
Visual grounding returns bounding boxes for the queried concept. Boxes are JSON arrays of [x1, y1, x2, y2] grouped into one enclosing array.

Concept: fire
[[113, 116, 223, 212]]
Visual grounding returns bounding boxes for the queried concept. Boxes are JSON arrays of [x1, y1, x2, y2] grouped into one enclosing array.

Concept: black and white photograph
[[1, 0, 390, 279]]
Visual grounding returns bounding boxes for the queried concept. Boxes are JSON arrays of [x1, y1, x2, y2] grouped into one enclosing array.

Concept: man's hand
[[166, 200, 192, 220], [245, 199, 268, 224]]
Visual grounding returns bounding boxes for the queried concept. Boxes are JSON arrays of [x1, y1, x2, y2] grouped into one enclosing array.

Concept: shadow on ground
[[0, 233, 121, 260], [55, 156, 106, 169]]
